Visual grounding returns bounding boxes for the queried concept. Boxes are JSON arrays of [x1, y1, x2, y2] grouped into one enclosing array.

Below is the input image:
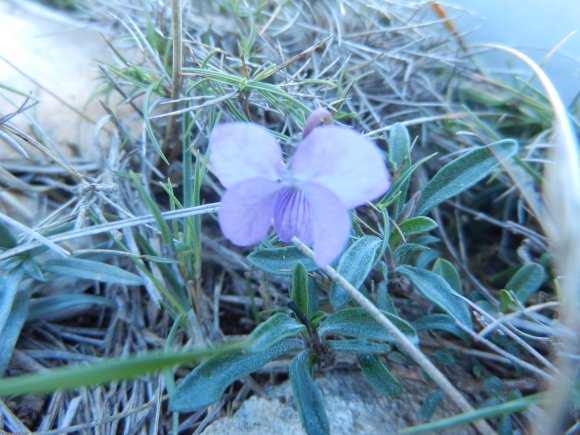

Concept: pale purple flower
[[209, 110, 391, 266]]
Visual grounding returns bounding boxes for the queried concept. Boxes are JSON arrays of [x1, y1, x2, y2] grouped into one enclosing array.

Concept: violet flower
[[209, 109, 391, 266]]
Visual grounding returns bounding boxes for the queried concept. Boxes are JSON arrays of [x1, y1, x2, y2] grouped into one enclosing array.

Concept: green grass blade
[[400, 393, 544, 433], [0, 342, 246, 396]]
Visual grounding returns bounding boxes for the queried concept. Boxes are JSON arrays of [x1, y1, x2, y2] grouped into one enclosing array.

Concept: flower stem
[[291, 236, 496, 435]]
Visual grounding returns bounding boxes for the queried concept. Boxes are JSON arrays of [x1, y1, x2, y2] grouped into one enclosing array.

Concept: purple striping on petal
[[273, 187, 314, 244]]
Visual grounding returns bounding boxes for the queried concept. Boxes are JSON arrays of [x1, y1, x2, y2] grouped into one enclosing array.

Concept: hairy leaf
[[248, 246, 318, 275], [330, 236, 382, 308], [318, 307, 418, 344], [43, 258, 143, 286], [357, 353, 402, 396], [397, 266, 472, 329], [416, 139, 518, 215], [290, 351, 330, 435]]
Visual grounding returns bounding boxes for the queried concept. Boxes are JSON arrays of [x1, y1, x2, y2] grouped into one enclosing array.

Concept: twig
[[165, 0, 183, 144], [290, 237, 496, 435]]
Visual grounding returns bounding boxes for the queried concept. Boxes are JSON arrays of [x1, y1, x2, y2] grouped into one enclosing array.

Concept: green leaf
[[0, 291, 29, 376], [432, 259, 463, 295], [416, 139, 519, 215], [317, 307, 418, 344], [248, 313, 305, 352], [505, 263, 545, 304], [357, 353, 402, 396], [420, 391, 444, 422], [326, 339, 390, 354], [307, 278, 320, 320], [330, 236, 382, 308], [0, 342, 245, 396], [400, 393, 544, 434], [291, 263, 310, 319], [388, 123, 410, 170], [390, 217, 438, 245], [394, 243, 429, 263], [375, 281, 398, 315], [22, 259, 46, 281], [396, 266, 472, 329], [0, 221, 16, 249], [170, 339, 302, 412], [247, 246, 318, 276], [43, 258, 144, 286], [290, 351, 330, 435], [412, 314, 467, 339], [27, 295, 116, 322], [0, 272, 22, 334]]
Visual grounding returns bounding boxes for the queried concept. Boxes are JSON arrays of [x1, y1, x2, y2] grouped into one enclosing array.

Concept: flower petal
[[300, 182, 351, 267], [273, 187, 314, 244], [218, 178, 281, 246], [209, 122, 284, 188], [290, 126, 390, 208]]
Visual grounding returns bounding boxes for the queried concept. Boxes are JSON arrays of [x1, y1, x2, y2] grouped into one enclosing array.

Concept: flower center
[[273, 186, 313, 244]]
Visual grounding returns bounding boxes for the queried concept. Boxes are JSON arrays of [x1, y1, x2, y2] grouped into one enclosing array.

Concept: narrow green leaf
[[432, 259, 463, 295], [130, 171, 174, 249], [247, 246, 318, 276], [307, 278, 320, 320], [412, 314, 467, 339], [394, 243, 429, 263], [290, 351, 330, 435], [357, 353, 402, 396], [291, 263, 310, 319], [388, 123, 410, 170], [27, 295, 116, 322], [416, 139, 519, 215], [22, 259, 46, 281], [0, 291, 29, 376], [326, 340, 390, 354], [0, 221, 16, 249], [317, 307, 418, 344], [380, 154, 435, 207], [506, 263, 545, 304], [390, 217, 438, 245], [0, 272, 22, 334], [330, 236, 382, 308], [375, 281, 398, 315], [0, 343, 245, 396], [420, 391, 444, 422], [400, 393, 544, 434], [248, 313, 305, 352], [396, 266, 472, 329], [43, 258, 144, 286], [170, 339, 302, 412]]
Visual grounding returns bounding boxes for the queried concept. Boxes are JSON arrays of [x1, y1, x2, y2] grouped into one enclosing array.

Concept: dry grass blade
[[0, 203, 220, 261]]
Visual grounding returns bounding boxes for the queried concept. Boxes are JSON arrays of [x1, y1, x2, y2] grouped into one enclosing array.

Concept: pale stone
[[0, 1, 113, 158]]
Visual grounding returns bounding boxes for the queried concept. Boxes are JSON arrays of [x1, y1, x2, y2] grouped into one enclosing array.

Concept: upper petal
[[209, 122, 284, 188], [300, 181, 351, 267], [290, 126, 391, 208], [218, 178, 281, 246]]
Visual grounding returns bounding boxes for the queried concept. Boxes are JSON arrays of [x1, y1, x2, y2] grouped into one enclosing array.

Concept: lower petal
[[218, 178, 281, 246], [300, 182, 351, 267], [273, 187, 314, 244]]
